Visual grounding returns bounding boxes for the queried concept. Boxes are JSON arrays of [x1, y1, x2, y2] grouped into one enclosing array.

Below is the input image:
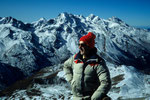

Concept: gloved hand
[[102, 95, 111, 100]]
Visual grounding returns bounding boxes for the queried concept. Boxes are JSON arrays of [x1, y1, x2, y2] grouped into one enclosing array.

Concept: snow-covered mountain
[[0, 12, 150, 99]]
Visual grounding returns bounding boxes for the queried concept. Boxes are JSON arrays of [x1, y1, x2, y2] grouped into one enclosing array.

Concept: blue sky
[[0, 0, 150, 27]]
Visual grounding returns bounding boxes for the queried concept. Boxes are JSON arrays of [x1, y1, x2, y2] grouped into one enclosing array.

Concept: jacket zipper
[[81, 62, 88, 96]]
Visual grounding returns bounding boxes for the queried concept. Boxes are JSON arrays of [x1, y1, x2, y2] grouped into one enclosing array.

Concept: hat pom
[[87, 32, 96, 40]]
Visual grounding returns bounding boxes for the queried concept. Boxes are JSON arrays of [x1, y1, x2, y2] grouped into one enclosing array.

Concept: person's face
[[78, 41, 90, 56]]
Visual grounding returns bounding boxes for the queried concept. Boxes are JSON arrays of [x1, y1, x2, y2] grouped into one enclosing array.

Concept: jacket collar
[[74, 52, 102, 64]]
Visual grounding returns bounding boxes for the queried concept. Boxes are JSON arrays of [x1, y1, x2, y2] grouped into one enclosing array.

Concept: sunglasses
[[78, 43, 87, 47]]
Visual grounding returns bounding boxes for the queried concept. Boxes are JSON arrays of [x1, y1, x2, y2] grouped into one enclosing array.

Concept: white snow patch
[[108, 22, 119, 28]]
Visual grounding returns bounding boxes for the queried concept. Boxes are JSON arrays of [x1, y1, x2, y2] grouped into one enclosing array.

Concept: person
[[63, 32, 111, 100]]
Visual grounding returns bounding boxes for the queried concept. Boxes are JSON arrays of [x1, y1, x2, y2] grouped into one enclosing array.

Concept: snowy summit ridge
[[0, 12, 150, 99]]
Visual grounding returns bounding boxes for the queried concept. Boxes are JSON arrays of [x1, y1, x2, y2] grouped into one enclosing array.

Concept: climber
[[64, 32, 111, 100]]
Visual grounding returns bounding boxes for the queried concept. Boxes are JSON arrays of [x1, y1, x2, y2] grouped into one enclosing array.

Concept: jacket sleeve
[[63, 56, 74, 84], [91, 60, 111, 100]]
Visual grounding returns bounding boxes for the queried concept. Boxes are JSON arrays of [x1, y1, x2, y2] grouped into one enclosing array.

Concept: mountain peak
[[38, 17, 47, 22], [58, 12, 71, 18], [86, 14, 96, 20], [0, 16, 17, 24], [108, 16, 129, 27], [0, 16, 27, 30], [86, 14, 101, 21], [32, 17, 47, 27], [89, 14, 96, 17], [108, 16, 123, 22], [56, 12, 76, 24], [0, 16, 26, 26]]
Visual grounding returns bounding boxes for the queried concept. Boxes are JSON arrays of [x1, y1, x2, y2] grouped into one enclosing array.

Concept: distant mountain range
[[0, 12, 150, 94], [133, 26, 150, 29]]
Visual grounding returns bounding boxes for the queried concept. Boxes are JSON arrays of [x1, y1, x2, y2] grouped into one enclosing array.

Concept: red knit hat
[[79, 32, 96, 48]]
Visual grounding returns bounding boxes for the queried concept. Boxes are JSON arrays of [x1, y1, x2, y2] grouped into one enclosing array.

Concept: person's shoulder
[[96, 55, 105, 64]]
